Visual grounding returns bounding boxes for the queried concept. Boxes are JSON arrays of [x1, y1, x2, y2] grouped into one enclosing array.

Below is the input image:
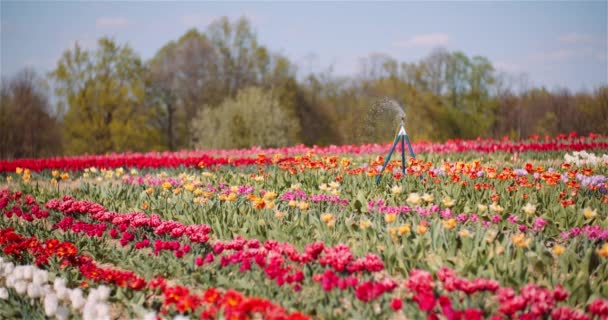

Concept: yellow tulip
[[442, 219, 457, 230], [598, 243, 608, 258], [522, 203, 536, 215], [398, 224, 411, 235], [321, 213, 334, 223], [391, 185, 403, 195], [263, 191, 277, 200], [583, 207, 597, 219], [359, 219, 372, 229], [458, 229, 471, 238], [384, 213, 397, 223], [422, 193, 434, 203], [417, 225, 428, 235], [227, 193, 237, 202], [442, 196, 455, 207], [511, 233, 531, 248], [298, 202, 309, 211], [552, 244, 566, 256], [406, 193, 421, 206]]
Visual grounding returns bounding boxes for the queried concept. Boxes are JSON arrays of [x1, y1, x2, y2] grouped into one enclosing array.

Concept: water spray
[[375, 110, 416, 185]]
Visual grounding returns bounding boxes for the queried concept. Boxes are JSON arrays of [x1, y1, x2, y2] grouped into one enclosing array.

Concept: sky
[[1, 1, 607, 91]]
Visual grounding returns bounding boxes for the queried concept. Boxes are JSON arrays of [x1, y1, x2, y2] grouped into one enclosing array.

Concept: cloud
[[22, 59, 37, 67], [494, 61, 525, 73], [96, 17, 130, 29], [180, 13, 267, 29], [22, 58, 56, 70], [180, 14, 214, 28], [524, 33, 607, 64], [559, 33, 604, 45], [529, 47, 594, 62], [393, 33, 449, 48]]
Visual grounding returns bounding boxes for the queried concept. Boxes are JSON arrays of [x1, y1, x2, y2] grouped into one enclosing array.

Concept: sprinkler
[[375, 114, 416, 185]]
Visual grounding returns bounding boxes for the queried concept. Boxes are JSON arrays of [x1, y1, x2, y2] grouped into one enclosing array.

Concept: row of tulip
[[0, 225, 309, 320], [2, 187, 607, 319], [0, 257, 117, 320], [1, 133, 606, 319], [1, 133, 606, 173]]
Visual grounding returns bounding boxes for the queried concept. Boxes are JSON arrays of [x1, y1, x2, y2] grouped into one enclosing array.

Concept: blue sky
[[1, 1, 607, 91]]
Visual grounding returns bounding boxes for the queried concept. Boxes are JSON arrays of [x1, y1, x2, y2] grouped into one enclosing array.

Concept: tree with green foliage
[[147, 29, 219, 150], [1, 16, 599, 159], [191, 87, 301, 149], [51, 38, 163, 155], [207, 17, 267, 97]]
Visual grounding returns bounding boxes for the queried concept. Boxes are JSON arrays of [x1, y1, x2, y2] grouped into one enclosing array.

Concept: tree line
[[1, 16, 607, 158]]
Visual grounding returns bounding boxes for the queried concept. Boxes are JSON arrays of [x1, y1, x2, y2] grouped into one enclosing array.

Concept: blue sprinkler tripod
[[375, 116, 416, 185]]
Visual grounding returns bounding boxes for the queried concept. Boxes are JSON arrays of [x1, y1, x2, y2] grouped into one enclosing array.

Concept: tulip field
[[1, 133, 608, 320]]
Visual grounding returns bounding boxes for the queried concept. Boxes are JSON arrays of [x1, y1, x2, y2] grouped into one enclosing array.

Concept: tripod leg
[[405, 134, 416, 158], [375, 136, 400, 185], [400, 135, 406, 174]]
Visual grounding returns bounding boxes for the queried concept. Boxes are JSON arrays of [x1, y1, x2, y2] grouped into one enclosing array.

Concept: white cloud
[[23, 59, 37, 67], [523, 33, 607, 65], [96, 17, 130, 29], [180, 13, 267, 29], [393, 33, 449, 48], [559, 33, 604, 45], [529, 47, 594, 62], [180, 14, 214, 28], [494, 61, 525, 73], [22, 58, 56, 70]]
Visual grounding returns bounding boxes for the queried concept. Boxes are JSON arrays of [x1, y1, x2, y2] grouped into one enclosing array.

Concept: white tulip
[[82, 307, 93, 320], [42, 284, 53, 295], [95, 303, 111, 318], [53, 278, 66, 292], [12, 266, 24, 279], [0, 287, 8, 300], [55, 306, 69, 320], [143, 312, 157, 320], [5, 274, 16, 288], [14, 280, 27, 294], [22, 265, 34, 280], [44, 293, 59, 317], [3, 262, 14, 275], [32, 269, 48, 285], [55, 286, 69, 301], [95, 285, 111, 301], [27, 283, 43, 299], [69, 288, 85, 310]]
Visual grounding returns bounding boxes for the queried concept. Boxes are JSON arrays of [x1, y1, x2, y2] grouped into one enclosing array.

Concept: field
[[0, 134, 607, 320]]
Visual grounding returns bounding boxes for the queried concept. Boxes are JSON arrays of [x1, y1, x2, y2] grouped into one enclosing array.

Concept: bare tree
[[0, 69, 62, 159]]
